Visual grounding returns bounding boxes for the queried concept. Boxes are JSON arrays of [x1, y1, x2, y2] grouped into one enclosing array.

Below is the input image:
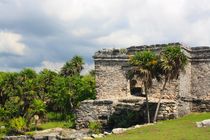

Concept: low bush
[[88, 121, 102, 134], [8, 117, 26, 134], [46, 112, 65, 121], [64, 114, 76, 128]]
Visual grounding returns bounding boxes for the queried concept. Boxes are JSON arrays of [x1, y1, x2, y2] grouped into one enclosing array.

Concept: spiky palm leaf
[[129, 51, 161, 89], [129, 51, 161, 123], [153, 45, 188, 122], [60, 56, 84, 77], [160, 45, 187, 82]]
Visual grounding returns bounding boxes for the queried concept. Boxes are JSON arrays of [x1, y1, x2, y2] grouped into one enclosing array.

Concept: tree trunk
[[145, 86, 150, 123], [153, 79, 167, 123]]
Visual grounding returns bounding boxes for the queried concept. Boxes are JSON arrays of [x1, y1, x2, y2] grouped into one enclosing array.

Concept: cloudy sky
[[1, 0, 210, 72]]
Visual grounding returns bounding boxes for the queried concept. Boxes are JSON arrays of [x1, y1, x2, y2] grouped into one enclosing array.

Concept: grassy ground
[[38, 121, 69, 130], [0, 121, 70, 138], [97, 112, 210, 140]]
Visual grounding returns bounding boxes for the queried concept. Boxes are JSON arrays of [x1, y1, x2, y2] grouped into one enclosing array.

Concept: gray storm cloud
[[0, 0, 210, 72]]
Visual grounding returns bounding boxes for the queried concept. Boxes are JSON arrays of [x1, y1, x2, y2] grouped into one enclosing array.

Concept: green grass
[[98, 112, 210, 140], [38, 121, 69, 130], [0, 121, 70, 138], [0, 118, 74, 137]]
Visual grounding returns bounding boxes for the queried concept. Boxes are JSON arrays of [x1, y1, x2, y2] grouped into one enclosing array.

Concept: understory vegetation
[[98, 112, 210, 140], [0, 56, 96, 136]]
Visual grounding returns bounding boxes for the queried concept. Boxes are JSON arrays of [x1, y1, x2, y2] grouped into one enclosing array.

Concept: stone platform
[[76, 97, 178, 129]]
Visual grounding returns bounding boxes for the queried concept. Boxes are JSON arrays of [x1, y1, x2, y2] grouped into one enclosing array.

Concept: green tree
[[0, 56, 96, 133], [89, 69, 96, 77], [153, 46, 187, 122], [36, 69, 58, 102], [60, 56, 84, 77], [0, 72, 16, 107], [49, 76, 72, 113], [0, 72, 20, 120], [25, 99, 46, 127], [129, 51, 161, 123], [17, 69, 38, 118], [69, 75, 96, 108]]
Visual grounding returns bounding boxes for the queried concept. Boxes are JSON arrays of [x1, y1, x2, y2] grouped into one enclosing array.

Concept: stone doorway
[[130, 79, 145, 97]]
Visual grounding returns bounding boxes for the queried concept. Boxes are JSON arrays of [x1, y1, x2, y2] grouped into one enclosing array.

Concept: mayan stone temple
[[76, 43, 210, 129]]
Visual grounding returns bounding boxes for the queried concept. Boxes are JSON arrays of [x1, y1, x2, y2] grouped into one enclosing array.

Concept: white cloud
[[34, 60, 64, 72], [71, 28, 92, 37], [41, 0, 123, 21], [0, 31, 26, 55], [81, 63, 94, 75], [95, 30, 144, 48], [39, 0, 210, 46], [2, 0, 210, 71], [34, 61, 94, 75]]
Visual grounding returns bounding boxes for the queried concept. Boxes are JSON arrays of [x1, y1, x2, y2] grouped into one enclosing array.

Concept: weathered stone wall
[[178, 62, 192, 117], [94, 43, 181, 100], [179, 63, 192, 98], [150, 79, 179, 100], [191, 99, 210, 112], [95, 60, 129, 99], [78, 43, 210, 130], [180, 46, 210, 99], [191, 62, 210, 99], [76, 98, 178, 129], [76, 99, 114, 129], [178, 46, 210, 115]]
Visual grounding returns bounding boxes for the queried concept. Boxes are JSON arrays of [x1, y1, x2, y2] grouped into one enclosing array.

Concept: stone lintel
[[181, 45, 210, 62]]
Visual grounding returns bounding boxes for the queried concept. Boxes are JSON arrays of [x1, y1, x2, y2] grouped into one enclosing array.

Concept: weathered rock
[[134, 125, 142, 128], [4, 136, 33, 140], [112, 128, 126, 134], [33, 132, 60, 140], [0, 126, 5, 129], [76, 44, 210, 132], [104, 131, 112, 135], [196, 119, 210, 127], [91, 134, 104, 138], [76, 99, 178, 129], [83, 136, 93, 140]]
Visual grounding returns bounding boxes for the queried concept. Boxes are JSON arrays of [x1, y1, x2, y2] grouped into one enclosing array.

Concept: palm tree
[[60, 55, 84, 77], [129, 51, 161, 123], [153, 45, 187, 122]]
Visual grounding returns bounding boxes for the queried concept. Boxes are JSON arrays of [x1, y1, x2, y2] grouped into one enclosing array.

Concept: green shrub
[[88, 121, 102, 134], [0, 122, 7, 138], [119, 48, 127, 54], [9, 117, 26, 133], [46, 112, 64, 121], [24, 131, 35, 136], [64, 114, 75, 128], [64, 120, 75, 128]]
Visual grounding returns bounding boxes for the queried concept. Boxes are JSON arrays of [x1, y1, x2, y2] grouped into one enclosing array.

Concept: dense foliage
[[0, 56, 96, 133]]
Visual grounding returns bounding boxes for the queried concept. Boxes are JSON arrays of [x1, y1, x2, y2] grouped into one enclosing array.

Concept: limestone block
[[196, 119, 210, 127], [112, 128, 126, 134]]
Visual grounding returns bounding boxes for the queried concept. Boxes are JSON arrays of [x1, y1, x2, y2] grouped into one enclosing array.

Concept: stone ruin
[[76, 43, 210, 129]]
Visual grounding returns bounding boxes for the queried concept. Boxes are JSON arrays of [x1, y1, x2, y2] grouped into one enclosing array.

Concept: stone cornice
[[181, 45, 210, 62], [93, 43, 210, 62]]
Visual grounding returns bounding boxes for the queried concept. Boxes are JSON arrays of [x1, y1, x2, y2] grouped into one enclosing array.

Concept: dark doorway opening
[[130, 80, 145, 97]]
